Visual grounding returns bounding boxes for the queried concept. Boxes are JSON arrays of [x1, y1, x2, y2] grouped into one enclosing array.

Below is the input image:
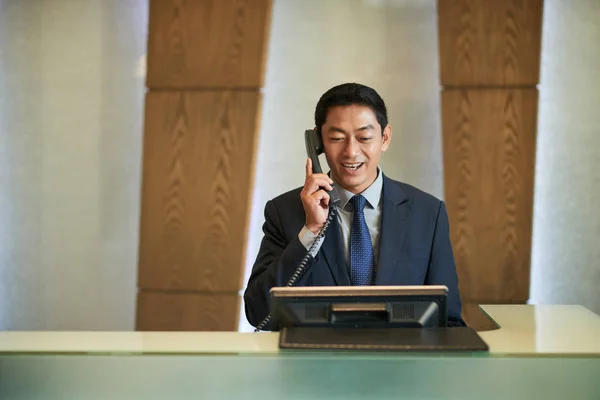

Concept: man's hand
[[300, 158, 334, 234]]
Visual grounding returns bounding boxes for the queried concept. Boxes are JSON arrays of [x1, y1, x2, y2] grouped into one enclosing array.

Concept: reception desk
[[1, 305, 599, 399]]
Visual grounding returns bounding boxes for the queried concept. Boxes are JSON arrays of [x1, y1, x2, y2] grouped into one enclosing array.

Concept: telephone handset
[[304, 129, 341, 204], [252, 129, 341, 332]]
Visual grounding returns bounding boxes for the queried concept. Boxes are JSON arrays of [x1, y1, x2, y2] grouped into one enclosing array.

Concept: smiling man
[[244, 83, 464, 329]]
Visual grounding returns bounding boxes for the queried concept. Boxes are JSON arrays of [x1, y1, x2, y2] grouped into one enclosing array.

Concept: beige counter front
[[1, 305, 599, 399]]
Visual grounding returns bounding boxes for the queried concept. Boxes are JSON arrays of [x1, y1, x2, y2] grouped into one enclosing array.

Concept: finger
[[306, 178, 333, 193], [306, 182, 333, 195], [307, 174, 334, 186], [305, 158, 312, 179], [311, 189, 330, 205], [318, 191, 331, 209], [322, 193, 330, 207], [308, 173, 333, 184]]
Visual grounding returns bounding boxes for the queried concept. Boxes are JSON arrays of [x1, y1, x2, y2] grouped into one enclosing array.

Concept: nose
[[342, 137, 360, 158]]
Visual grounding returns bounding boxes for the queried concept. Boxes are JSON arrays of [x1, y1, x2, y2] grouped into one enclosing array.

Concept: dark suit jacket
[[244, 175, 464, 328]]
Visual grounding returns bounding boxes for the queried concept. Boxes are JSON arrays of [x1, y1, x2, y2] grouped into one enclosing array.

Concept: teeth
[[342, 163, 362, 170]]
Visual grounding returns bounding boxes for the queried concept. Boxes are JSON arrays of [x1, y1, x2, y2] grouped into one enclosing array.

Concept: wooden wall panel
[[442, 89, 537, 303], [138, 91, 261, 292], [438, 0, 543, 86], [437, 1, 542, 330], [147, 0, 272, 89], [137, 292, 240, 331], [137, 0, 272, 331]]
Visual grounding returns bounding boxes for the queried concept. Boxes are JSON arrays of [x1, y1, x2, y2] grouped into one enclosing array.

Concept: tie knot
[[350, 195, 368, 213]]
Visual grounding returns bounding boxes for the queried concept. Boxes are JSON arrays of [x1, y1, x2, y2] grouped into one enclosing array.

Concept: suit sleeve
[[426, 201, 465, 326], [243, 199, 317, 328]]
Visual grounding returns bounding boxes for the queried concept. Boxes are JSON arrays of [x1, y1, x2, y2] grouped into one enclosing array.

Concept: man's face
[[321, 104, 392, 194]]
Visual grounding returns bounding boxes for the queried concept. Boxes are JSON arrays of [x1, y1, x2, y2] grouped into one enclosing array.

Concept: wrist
[[305, 223, 322, 235]]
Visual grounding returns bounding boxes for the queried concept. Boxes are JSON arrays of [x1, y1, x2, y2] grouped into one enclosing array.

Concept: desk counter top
[[1, 305, 599, 356]]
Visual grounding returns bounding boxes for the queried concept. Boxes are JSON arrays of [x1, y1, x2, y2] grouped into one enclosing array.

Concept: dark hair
[[314, 83, 388, 134]]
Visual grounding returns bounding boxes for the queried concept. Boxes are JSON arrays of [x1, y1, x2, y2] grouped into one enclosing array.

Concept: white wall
[[530, 0, 600, 314], [0, 0, 147, 330], [240, 0, 444, 331]]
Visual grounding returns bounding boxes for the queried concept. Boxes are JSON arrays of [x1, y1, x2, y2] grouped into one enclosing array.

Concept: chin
[[339, 177, 365, 192]]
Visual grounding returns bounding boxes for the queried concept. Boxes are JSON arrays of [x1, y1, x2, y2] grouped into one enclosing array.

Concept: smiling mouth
[[342, 162, 364, 171]]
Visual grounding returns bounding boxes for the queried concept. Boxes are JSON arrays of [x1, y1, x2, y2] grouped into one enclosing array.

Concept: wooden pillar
[[437, 0, 543, 330], [136, 0, 272, 331]]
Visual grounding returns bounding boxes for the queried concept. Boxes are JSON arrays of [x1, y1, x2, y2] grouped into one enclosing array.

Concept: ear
[[381, 124, 392, 152]]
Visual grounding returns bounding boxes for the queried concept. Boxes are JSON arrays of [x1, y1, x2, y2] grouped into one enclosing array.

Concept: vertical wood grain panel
[[137, 292, 240, 331], [438, 0, 542, 331], [138, 91, 261, 292], [442, 89, 537, 303], [147, 0, 272, 89], [137, 0, 271, 331], [438, 0, 543, 86]]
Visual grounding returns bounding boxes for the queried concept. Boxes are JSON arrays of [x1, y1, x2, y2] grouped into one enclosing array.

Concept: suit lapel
[[319, 212, 351, 286], [376, 176, 411, 285]]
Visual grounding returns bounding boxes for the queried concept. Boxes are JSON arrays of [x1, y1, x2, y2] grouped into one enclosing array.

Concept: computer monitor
[[269, 285, 448, 331]]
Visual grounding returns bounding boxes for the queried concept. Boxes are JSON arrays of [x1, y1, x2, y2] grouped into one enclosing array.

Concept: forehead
[[323, 105, 382, 135], [324, 104, 378, 127]]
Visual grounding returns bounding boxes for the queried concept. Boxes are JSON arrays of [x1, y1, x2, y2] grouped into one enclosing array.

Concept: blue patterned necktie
[[349, 195, 375, 286]]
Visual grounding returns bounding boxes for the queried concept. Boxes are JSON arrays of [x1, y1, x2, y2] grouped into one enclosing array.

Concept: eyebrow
[[327, 124, 375, 134], [357, 124, 375, 132]]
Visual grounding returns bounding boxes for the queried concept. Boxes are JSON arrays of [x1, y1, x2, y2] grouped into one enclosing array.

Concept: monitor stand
[[279, 327, 489, 352]]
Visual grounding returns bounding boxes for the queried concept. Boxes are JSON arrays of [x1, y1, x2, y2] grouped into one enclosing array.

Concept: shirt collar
[[333, 167, 383, 211]]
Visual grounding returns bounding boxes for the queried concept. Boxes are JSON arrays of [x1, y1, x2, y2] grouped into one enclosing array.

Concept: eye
[[359, 137, 373, 142], [330, 137, 343, 142]]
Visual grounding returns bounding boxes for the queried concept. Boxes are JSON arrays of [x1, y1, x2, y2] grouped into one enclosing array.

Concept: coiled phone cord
[[253, 207, 337, 332]]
